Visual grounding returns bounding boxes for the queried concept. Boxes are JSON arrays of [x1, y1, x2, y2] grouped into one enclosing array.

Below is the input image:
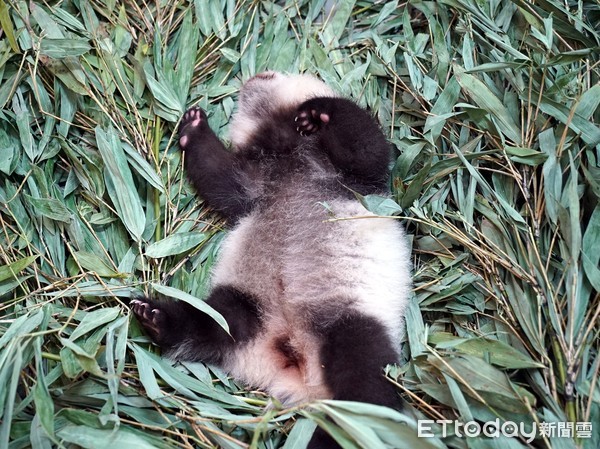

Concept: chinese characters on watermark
[[418, 419, 593, 442]]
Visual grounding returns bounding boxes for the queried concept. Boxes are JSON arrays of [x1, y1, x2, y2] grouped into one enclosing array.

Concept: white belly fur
[[211, 197, 411, 403]]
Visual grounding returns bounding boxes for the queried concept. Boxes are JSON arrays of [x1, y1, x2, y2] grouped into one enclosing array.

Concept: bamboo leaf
[[69, 307, 120, 341], [0, 0, 19, 53], [40, 38, 91, 58], [151, 284, 229, 334], [146, 232, 207, 258], [454, 67, 521, 143], [57, 425, 158, 449], [0, 255, 38, 282], [95, 126, 146, 241]]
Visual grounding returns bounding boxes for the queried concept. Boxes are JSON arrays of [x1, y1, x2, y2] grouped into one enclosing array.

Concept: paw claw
[[294, 101, 331, 136], [178, 107, 207, 148]]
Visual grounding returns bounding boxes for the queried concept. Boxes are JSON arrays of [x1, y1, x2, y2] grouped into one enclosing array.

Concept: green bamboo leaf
[[326, 0, 355, 41], [132, 343, 247, 407], [540, 128, 560, 224], [528, 92, 600, 146], [33, 341, 54, 438], [424, 76, 460, 142], [174, 11, 199, 103], [69, 307, 120, 341], [281, 418, 316, 449], [143, 71, 182, 122], [72, 251, 122, 278], [146, 232, 207, 258], [52, 7, 86, 32], [505, 146, 548, 166], [30, 3, 64, 38], [313, 402, 387, 449], [0, 255, 38, 282], [12, 90, 37, 160], [193, 0, 213, 36], [95, 126, 145, 241], [313, 401, 445, 449], [130, 344, 166, 400], [0, 0, 19, 53], [355, 194, 402, 216], [443, 374, 474, 421], [400, 162, 432, 209], [30, 413, 53, 449], [582, 206, 600, 291], [24, 195, 72, 222], [151, 284, 229, 334], [406, 296, 427, 357], [43, 282, 136, 298], [430, 333, 544, 369], [220, 47, 241, 64], [575, 84, 600, 120], [57, 425, 158, 449], [0, 310, 44, 349], [430, 355, 536, 413], [0, 128, 19, 175], [121, 146, 164, 191], [40, 38, 91, 58], [0, 343, 23, 448], [454, 67, 521, 143], [453, 144, 525, 224], [59, 338, 104, 377]]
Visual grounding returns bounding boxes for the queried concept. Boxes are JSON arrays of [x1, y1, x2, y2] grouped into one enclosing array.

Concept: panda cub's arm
[[295, 97, 392, 191], [178, 108, 254, 221]]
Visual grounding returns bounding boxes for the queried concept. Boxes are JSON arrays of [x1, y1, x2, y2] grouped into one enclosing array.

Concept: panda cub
[[132, 71, 411, 447]]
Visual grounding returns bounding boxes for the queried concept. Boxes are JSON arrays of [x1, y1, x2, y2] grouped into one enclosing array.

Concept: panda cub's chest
[[209, 195, 401, 311], [210, 199, 331, 305]]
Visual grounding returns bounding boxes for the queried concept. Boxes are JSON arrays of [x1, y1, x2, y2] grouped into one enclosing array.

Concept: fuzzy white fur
[[212, 195, 411, 403], [229, 72, 339, 150]]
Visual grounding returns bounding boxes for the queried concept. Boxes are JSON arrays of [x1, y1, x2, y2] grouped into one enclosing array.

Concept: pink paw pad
[[178, 107, 206, 148], [294, 109, 330, 136]]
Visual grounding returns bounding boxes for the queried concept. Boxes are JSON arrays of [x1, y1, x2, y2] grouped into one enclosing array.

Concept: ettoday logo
[[418, 419, 593, 442]]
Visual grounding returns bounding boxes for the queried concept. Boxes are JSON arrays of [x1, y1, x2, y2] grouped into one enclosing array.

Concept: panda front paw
[[179, 107, 208, 149], [131, 298, 168, 344], [294, 99, 332, 136]]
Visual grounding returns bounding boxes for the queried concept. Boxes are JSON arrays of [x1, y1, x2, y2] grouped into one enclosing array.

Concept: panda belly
[[210, 197, 411, 403]]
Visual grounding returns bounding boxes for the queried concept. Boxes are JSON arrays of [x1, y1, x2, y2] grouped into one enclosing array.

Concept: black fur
[[178, 96, 391, 221], [178, 108, 255, 221], [132, 285, 261, 365], [315, 312, 399, 407], [296, 97, 391, 187], [308, 311, 401, 448]]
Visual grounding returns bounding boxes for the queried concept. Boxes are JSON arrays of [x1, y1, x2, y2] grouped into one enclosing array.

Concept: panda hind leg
[[308, 311, 402, 449], [131, 285, 261, 366]]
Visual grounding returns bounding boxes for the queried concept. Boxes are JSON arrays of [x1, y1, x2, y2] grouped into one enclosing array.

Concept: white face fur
[[228, 71, 338, 149]]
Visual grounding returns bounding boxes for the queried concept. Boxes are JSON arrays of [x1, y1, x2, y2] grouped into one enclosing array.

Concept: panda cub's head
[[228, 71, 338, 149]]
